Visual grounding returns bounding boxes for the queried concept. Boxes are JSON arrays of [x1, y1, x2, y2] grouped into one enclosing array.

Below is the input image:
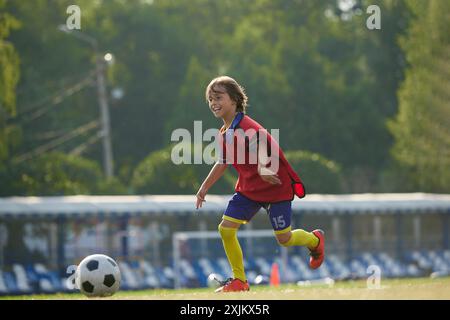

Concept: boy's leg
[[218, 219, 246, 282], [219, 193, 261, 284], [276, 229, 319, 249], [267, 201, 318, 248], [268, 202, 324, 268]]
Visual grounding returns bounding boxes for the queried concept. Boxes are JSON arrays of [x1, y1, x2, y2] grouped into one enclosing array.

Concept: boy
[[195, 76, 324, 292]]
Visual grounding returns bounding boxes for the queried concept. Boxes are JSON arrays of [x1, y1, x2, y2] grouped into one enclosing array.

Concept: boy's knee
[[218, 224, 237, 240], [276, 232, 292, 247], [218, 224, 224, 235], [277, 239, 290, 247]]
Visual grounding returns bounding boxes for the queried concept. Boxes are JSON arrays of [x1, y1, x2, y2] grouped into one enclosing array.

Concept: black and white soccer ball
[[75, 254, 121, 297]]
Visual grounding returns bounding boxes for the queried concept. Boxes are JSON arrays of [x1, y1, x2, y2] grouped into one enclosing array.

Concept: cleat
[[215, 278, 250, 293], [309, 229, 325, 269]]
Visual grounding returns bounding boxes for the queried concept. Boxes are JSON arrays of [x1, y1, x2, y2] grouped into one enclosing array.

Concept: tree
[[0, 0, 20, 171], [0, 151, 126, 196], [131, 144, 236, 195], [2, 0, 420, 195], [388, 0, 450, 192], [285, 150, 343, 194]]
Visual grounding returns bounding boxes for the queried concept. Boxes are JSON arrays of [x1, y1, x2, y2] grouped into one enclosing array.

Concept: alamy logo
[[366, 5, 381, 30], [366, 265, 382, 289], [170, 121, 280, 174], [66, 5, 81, 30], [66, 264, 79, 290]]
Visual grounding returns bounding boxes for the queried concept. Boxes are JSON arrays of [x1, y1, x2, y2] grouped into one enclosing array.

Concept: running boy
[[195, 76, 324, 292]]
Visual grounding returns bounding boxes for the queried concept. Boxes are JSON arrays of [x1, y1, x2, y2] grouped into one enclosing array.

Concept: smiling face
[[207, 85, 237, 120]]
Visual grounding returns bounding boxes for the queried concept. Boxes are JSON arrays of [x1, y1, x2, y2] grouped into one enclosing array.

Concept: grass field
[[1, 277, 450, 300]]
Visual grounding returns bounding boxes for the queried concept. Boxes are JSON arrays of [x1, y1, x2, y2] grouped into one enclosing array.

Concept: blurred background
[[0, 0, 449, 295]]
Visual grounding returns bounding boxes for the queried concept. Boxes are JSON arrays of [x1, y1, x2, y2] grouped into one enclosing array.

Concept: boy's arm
[[196, 162, 228, 209]]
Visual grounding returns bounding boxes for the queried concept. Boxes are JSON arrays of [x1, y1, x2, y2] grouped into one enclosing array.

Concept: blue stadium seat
[[12, 264, 32, 293], [24, 265, 40, 289], [139, 260, 161, 288], [3, 272, 19, 294], [5, 247, 450, 293], [118, 261, 141, 290], [177, 259, 200, 288], [244, 257, 258, 271], [0, 270, 9, 295], [153, 266, 173, 288]]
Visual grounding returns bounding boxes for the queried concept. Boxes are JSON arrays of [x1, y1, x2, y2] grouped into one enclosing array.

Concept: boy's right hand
[[196, 187, 207, 209], [260, 174, 282, 185], [258, 167, 282, 185]]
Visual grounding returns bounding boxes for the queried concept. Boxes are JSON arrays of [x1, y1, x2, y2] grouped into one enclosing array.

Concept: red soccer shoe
[[215, 278, 250, 293], [309, 229, 325, 269]]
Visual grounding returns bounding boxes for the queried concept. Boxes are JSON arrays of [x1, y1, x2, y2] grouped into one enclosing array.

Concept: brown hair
[[205, 76, 248, 113]]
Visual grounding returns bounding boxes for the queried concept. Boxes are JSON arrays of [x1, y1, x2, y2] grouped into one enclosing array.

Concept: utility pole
[[58, 25, 114, 178], [95, 55, 114, 178]]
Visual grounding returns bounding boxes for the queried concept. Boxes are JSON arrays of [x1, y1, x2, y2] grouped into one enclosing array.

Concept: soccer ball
[[75, 254, 121, 297]]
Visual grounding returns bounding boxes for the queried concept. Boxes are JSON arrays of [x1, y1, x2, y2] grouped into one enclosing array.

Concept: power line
[[29, 129, 71, 141], [69, 131, 102, 156], [14, 70, 96, 118], [14, 70, 93, 97], [15, 72, 96, 125], [12, 120, 99, 163]]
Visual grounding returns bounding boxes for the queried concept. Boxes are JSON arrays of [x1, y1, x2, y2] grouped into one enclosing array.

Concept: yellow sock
[[281, 229, 319, 250], [218, 225, 246, 282]]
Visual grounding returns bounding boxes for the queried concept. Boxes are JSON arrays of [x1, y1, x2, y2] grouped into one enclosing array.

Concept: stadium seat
[[0, 271, 9, 294], [163, 266, 175, 280], [33, 264, 64, 292], [254, 257, 271, 275], [40, 278, 54, 292], [246, 270, 258, 284], [24, 265, 39, 282], [118, 261, 140, 290], [178, 259, 200, 288], [3, 272, 19, 294], [198, 258, 215, 278], [216, 257, 231, 276], [140, 264, 163, 289], [139, 260, 155, 274], [244, 258, 257, 271], [290, 255, 313, 280], [273, 257, 299, 282], [179, 259, 197, 279], [443, 250, 450, 261], [5, 247, 450, 293], [29, 264, 49, 292], [406, 264, 420, 277], [12, 264, 32, 293], [157, 266, 174, 288]]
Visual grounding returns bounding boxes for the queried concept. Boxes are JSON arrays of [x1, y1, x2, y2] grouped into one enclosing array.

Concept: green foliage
[[285, 150, 343, 194], [0, 151, 126, 196], [131, 144, 235, 195], [0, 0, 20, 112], [164, 56, 217, 135], [388, 0, 450, 192], [0, 0, 20, 169], [1, 0, 446, 195]]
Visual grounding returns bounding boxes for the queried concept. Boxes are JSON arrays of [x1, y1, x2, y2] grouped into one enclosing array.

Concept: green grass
[[2, 277, 450, 300]]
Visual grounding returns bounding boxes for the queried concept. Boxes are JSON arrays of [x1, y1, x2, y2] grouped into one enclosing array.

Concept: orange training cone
[[270, 262, 280, 287]]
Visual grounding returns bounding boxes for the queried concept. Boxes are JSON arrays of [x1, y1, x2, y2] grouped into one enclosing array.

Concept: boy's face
[[207, 85, 237, 119]]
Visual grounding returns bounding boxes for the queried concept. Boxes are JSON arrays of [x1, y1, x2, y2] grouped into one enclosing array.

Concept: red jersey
[[219, 112, 305, 203]]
